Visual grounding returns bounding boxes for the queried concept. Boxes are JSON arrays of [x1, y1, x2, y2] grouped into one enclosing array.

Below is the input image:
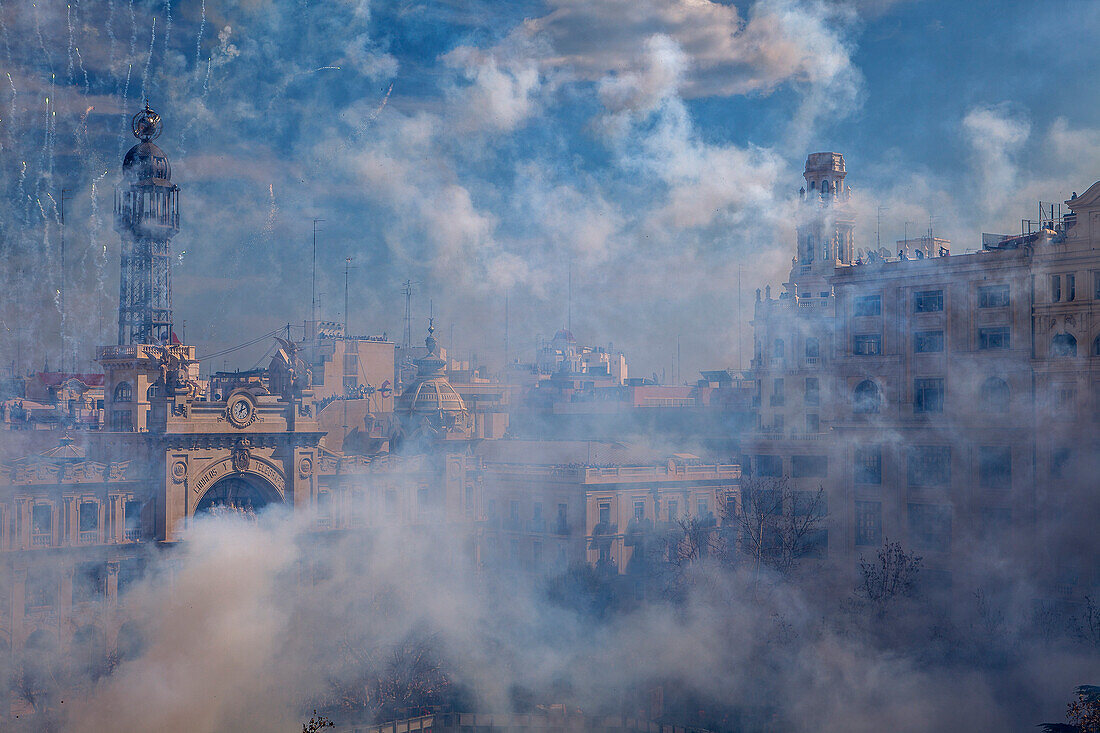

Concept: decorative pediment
[[1066, 180, 1100, 213]]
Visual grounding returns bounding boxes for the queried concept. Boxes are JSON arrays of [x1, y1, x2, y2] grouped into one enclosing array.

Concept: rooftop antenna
[[343, 255, 352, 432], [567, 256, 572, 333], [400, 279, 420, 353], [737, 264, 743, 372], [59, 188, 70, 372], [311, 218, 324, 336]]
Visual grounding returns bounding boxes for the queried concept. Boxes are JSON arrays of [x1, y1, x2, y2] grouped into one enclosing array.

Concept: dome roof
[[123, 141, 172, 182], [396, 377, 466, 414], [553, 328, 576, 343]]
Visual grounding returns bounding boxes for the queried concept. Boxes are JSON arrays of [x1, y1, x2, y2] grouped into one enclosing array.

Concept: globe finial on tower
[[132, 102, 162, 142]]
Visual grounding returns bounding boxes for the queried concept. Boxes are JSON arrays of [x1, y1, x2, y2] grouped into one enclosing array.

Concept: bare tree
[[324, 630, 454, 722], [1040, 685, 1100, 732], [855, 539, 922, 616], [724, 476, 828, 577]]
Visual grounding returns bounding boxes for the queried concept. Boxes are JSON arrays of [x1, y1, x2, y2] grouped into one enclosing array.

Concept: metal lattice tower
[[114, 103, 180, 345]]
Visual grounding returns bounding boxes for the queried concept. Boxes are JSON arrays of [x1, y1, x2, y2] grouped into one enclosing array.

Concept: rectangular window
[[1051, 447, 1073, 480], [908, 503, 952, 551], [754, 455, 783, 478], [792, 455, 828, 477], [854, 501, 882, 546], [979, 446, 1012, 489], [804, 338, 821, 358], [913, 289, 944, 313], [556, 503, 568, 533], [914, 378, 945, 413], [907, 446, 951, 488], [793, 491, 826, 517], [24, 573, 55, 611], [978, 327, 1011, 350], [805, 413, 820, 433], [598, 502, 611, 525], [343, 353, 358, 374], [79, 502, 98, 533], [697, 498, 709, 517], [913, 330, 944, 353], [978, 284, 1010, 308], [31, 504, 52, 538], [72, 562, 105, 604], [1094, 272, 1100, 300], [667, 500, 678, 521], [117, 558, 146, 597], [1067, 274, 1076, 301], [853, 334, 882, 356], [1051, 275, 1061, 302], [854, 294, 882, 317], [771, 378, 784, 406], [854, 446, 882, 485], [633, 500, 645, 521], [805, 377, 820, 406]]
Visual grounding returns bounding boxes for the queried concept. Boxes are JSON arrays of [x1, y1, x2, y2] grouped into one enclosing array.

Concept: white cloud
[[962, 103, 1030, 215]]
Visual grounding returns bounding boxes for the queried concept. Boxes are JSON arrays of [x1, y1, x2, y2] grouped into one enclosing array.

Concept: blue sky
[[1, 0, 1098, 378]]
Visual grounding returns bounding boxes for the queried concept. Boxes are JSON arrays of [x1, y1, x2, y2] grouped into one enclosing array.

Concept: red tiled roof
[[35, 372, 105, 388]]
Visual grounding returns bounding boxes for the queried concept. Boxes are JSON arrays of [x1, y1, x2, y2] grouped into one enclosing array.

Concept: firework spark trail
[[263, 183, 278, 239], [66, 2, 76, 86], [196, 0, 205, 64], [163, 0, 172, 58], [140, 17, 156, 107], [120, 0, 136, 158], [119, 63, 132, 159], [75, 47, 90, 97]]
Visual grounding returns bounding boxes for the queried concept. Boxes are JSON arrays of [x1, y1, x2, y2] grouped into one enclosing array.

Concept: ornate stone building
[[747, 152, 1100, 597]]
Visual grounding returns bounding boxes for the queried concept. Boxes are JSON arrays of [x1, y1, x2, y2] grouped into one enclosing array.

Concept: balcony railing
[[123, 528, 141, 541], [79, 530, 98, 544], [31, 533, 51, 547]]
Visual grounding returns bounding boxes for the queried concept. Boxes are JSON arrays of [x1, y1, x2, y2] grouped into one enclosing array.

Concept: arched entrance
[[195, 473, 282, 515]]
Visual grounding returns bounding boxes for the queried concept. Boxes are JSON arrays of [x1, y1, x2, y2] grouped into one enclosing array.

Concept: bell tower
[[115, 103, 180, 345], [796, 152, 854, 271]]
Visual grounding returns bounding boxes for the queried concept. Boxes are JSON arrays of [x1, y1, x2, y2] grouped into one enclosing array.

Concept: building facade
[[747, 152, 1100, 595]]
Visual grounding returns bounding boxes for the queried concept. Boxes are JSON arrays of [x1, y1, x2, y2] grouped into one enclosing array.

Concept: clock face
[[227, 397, 254, 427]]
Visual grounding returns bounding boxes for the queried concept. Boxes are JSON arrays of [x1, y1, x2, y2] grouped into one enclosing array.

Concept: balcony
[[79, 530, 99, 544], [31, 533, 51, 547], [553, 521, 570, 536], [803, 357, 822, 367], [123, 528, 141, 542]]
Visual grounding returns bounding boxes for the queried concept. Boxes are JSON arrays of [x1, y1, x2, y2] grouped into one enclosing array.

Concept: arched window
[[113, 382, 132, 402], [979, 377, 1010, 413], [853, 379, 882, 414], [1051, 333, 1077, 357], [809, 181, 816, 191], [1093, 334, 1100, 356]]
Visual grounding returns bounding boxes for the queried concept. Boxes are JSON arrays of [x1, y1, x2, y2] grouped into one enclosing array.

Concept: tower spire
[[115, 103, 180, 345]]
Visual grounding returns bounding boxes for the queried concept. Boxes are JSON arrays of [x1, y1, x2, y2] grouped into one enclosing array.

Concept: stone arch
[[115, 620, 144, 662], [71, 624, 106, 679], [1051, 332, 1077, 357], [853, 379, 883, 414], [980, 377, 1010, 412], [195, 473, 283, 515], [113, 382, 133, 402], [21, 629, 58, 690]]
